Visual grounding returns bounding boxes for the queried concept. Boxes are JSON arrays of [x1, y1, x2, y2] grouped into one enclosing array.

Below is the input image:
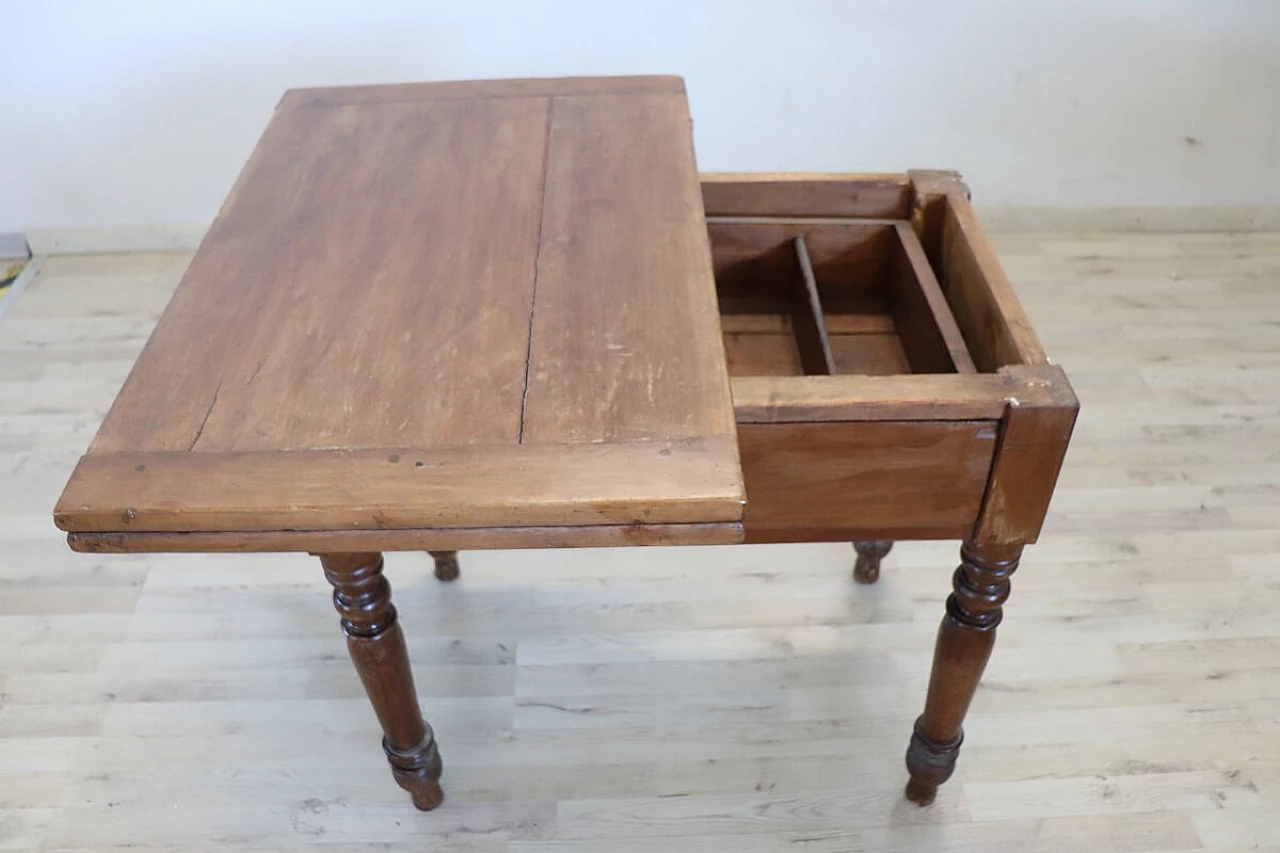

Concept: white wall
[[4, 0, 1279, 231]]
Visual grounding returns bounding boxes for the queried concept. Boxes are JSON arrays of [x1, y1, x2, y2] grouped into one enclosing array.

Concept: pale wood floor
[[2, 233, 1279, 851]]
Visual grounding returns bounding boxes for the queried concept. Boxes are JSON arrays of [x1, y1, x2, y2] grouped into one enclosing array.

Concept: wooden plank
[[889, 222, 977, 373], [745, 524, 973, 543], [278, 75, 685, 110], [61, 78, 746, 540], [722, 332, 802, 377], [701, 173, 911, 218], [91, 96, 550, 454], [973, 364, 1079, 545], [730, 373, 1022, 423], [828, 333, 911, 375], [707, 219, 894, 302], [738, 421, 997, 538], [789, 237, 836, 375], [520, 93, 737, 445], [54, 438, 745, 534], [941, 196, 1048, 371], [908, 169, 970, 265], [824, 314, 896, 334], [65, 522, 743, 553]]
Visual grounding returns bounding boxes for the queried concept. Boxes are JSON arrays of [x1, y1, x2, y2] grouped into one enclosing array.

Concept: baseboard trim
[[0, 256, 44, 322], [24, 224, 208, 255], [0, 232, 30, 259], [16, 206, 1280, 256], [976, 205, 1280, 233]]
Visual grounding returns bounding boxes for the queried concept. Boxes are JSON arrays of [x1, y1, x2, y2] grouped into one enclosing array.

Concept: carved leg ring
[[429, 550, 460, 582], [320, 552, 444, 810], [904, 541, 1021, 805], [852, 540, 893, 584]]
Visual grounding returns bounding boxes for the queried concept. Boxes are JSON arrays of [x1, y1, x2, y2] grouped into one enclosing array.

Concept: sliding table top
[[56, 76, 745, 547]]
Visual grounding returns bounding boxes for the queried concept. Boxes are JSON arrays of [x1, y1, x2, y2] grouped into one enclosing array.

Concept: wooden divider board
[[55, 76, 746, 549]]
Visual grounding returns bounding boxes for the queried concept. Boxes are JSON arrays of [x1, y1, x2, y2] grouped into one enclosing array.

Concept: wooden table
[[54, 76, 1076, 812]]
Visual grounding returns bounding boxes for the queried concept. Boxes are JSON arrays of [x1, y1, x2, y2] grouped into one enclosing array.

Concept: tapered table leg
[[319, 552, 444, 810], [852, 540, 893, 584], [905, 541, 1021, 805], [428, 550, 460, 582]]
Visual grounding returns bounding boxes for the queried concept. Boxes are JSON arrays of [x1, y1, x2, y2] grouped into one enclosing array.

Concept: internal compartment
[[709, 217, 975, 378]]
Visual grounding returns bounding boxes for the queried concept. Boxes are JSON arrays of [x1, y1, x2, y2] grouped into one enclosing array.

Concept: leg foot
[[903, 717, 962, 804], [386, 735, 445, 810], [904, 541, 1021, 803], [320, 552, 444, 810], [852, 540, 892, 584], [429, 550, 459, 582]]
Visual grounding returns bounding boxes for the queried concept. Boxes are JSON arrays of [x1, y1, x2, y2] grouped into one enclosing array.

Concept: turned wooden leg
[[428, 550, 459, 582], [904, 541, 1021, 805], [852, 540, 893, 584], [319, 552, 444, 810]]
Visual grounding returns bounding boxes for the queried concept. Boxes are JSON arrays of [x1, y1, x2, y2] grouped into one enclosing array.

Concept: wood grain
[[65, 521, 742, 553], [788, 237, 836, 375], [55, 438, 746, 534], [828, 332, 911, 375], [891, 223, 977, 373], [91, 97, 550, 454], [941, 196, 1049, 371], [701, 173, 912, 218], [973, 365, 1079, 545], [908, 168, 970, 264], [737, 420, 998, 538], [729, 373, 1027, 423], [520, 93, 737, 445], [59, 78, 744, 542], [707, 219, 894, 302]]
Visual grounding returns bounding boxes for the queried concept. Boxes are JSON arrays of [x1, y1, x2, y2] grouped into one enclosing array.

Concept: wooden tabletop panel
[[57, 76, 744, 546]]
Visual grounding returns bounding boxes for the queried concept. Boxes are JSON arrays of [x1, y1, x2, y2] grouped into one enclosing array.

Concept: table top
[[56, 76, 745, 546]]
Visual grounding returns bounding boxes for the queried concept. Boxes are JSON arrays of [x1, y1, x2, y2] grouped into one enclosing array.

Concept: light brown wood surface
[[702, 173, 912, 218], [7, 232, 1280, 848], [56, 440, 743, 533], [890, 223, 977, 374], [737, 421, 998, 541], [940, 196, 1048, 371], [55, 77, 744, 545], [520, 93, 734, 444]]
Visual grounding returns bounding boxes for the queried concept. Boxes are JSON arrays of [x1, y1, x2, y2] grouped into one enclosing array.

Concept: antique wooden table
[[55, 76, 1076, 811]]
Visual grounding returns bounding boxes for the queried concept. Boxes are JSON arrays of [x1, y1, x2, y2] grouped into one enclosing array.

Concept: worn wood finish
[[701, 173, 912, 218], [905, 542, 1022, 806], [973, 365, 1079, 545], [520, 92, 736, 444], [427, 550, 459, 581], [91, 97, 549, 454], [722, 331, 806, 377], [55, 77, 744, 547], [722, 313, 902, 335], [789, 237, 836, 376], [908, 169, 970, 264], [939, 195, 1049, 371], [66, 520, 743, 553], [827, 332, 912, 376], [890, 223, 977, 374], [730, 373, 1020, 423], [56, 439, 745, 534], [319, 552, 443, 810], [707, 219, 894, 302], [737, 421, 998, 540], [852, 540, 893, 584]]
